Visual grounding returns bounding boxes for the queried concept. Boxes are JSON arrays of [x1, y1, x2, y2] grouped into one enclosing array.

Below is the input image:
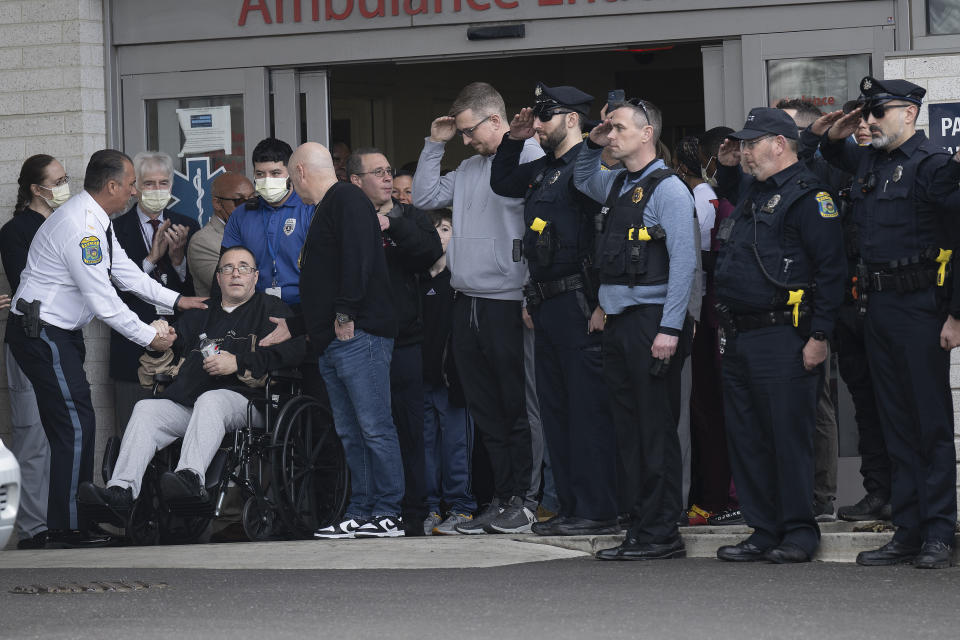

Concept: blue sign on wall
[[929, 102, 960, 154], [168, 157, 226, 227]]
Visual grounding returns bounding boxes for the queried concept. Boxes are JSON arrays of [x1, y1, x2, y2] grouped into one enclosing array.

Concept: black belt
[[866, 269, 936, 293], [534, 274, 583, 300], [732, 310, 794, 332]]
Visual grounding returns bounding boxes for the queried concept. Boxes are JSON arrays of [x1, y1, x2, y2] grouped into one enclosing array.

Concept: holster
[[523, 282, 543, 309], [16, 298, 41, 338]]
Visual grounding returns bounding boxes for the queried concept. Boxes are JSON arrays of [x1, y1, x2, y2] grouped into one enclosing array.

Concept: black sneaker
[[16, 530, 49, 550], [314, 517, 367, 539], [354, 515, 405, 538], [813, 499, 836, 522], [707, 508, 745, 526], [160, 469, 207, 502], [79, 482, 133, 510]]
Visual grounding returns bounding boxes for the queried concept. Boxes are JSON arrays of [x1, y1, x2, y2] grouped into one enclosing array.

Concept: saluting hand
[[816, 109, 860, 141], [203, 349, 238, 376], [589, 119, 613, 147], [509, 108, 537, 141], [716, 138, 741, 167], [430, 116, 457, 143]]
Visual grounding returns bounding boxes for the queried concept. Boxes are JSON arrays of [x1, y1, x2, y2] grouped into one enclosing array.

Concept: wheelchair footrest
[[78, 500, 130, 529], [164, 497, 214, 518]]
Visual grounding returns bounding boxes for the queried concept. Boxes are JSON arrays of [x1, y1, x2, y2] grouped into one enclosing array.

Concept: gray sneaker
[[434, 512, 473, 536], [484, 496, 535, 534], [423, 512, 443, 536], [454, 499, 503, 535]]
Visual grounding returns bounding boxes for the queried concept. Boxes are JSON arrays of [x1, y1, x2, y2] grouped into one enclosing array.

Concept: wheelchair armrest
[[268, 368, 302, 381], [154, 373, 175, 384]]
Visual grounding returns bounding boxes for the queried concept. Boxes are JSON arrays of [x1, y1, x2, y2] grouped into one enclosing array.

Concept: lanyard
[[261, 206, 281, 287]]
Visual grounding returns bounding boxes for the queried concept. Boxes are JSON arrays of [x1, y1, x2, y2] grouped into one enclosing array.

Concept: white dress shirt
[[12, 190, 180, 347]]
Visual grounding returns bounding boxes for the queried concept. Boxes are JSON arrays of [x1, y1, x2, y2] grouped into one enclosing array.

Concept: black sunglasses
[[214, 195, 252, 206], [861, 103, 912, 121], [624, 98, 652, 126], [534, 106, 573, 121]]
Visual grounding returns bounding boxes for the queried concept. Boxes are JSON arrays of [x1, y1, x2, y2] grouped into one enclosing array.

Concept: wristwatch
[[335, 313, 353, 326], [811, 330, 827, 342]]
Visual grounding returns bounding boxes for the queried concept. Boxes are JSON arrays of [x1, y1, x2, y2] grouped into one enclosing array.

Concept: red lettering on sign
[[466, 0, 489, 8], [239, 0, 272, 25], [327, 0, 353, 19], [494, 0, 518, 7], [292, 0, 302, 21], [275, 0, 283, 22], [405, 0, 427, 14], [538, 0, 562, 5], [313, 0, 320, 20], [392, 0, 399, 15], [359, 0, 385, 17]]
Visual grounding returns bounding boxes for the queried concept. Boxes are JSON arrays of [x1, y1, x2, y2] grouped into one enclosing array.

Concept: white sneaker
[[314, 517, 366, 539], [354, 515, 405, 538], [423, 512, 443, 536]]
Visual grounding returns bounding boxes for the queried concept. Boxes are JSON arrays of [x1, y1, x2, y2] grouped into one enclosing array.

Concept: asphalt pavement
[[2, 537, 959, 639]]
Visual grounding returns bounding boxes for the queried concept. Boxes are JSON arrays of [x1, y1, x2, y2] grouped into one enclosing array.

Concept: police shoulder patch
[[80, 235, 102, 265], [815, 191, 837, 219]]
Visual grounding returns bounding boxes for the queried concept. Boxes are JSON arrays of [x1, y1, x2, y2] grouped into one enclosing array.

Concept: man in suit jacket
[[109, 151, 200, 428]]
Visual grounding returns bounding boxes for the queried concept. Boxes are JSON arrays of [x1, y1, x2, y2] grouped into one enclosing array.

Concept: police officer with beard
[[713, 108, 845, 564], [812, 77, 959, 569], [490, 83, 618, 536]]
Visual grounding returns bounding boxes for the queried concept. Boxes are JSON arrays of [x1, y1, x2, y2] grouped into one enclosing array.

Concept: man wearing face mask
[[221, 137, 312, 306], [109, 151, 200, 429]]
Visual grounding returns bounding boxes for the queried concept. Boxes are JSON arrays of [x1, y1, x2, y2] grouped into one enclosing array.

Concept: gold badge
[[893, 165, 903, 182], [632, 186, 644, 204], [535, 85, 543, 97]]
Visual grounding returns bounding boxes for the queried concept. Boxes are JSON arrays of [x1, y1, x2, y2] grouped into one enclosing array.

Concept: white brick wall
[[886, 52, 960, 511], [0, 1, 114, 478]]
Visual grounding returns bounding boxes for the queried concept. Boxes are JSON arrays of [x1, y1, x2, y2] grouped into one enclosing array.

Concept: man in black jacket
[[78, 246, 305, 510], [109, 151, 200, 429], [347, 148, 443, 535]]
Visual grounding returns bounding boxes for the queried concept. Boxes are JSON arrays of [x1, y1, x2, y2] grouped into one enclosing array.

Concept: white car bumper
[[0, 440, 21, 550]]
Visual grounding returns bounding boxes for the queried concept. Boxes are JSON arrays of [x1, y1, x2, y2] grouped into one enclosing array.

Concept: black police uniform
[[715, 108, 846, 559], [490, 83, 618, 527], [820, 77, 958, 549]]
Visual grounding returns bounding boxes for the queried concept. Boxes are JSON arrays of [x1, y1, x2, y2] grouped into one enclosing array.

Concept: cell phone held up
[[607, 89, 625, 108]]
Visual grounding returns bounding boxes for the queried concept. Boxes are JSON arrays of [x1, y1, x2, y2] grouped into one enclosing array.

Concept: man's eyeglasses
[[216, 264, 257, 275], [214, 195, 252, 206], [739, 134, 776, 151], [354, 167, 393, 179], [861, 103, 911, 121], [456, 114, 492, 139]]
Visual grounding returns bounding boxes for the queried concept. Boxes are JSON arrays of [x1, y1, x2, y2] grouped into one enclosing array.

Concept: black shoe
[[79, 481, 133, 510], [160, 469, 207, 502], [765, 542, 811, 564], [531, 515, 569, 536], [550, 517, 620, 536], [837, 493, 890, 522], [813, 499, 836, 522], [717, 540, 769, 562], [856, 540, 921, 566], [914, 541, 953, 569], [707, 508, 745, 526], [596, 535, 686, 561], [44, 529, 114, 549], [16, 530, 49, 550]]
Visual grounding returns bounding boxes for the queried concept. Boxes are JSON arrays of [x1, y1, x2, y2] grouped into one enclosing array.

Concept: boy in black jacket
[[79, 246, 305, 509]]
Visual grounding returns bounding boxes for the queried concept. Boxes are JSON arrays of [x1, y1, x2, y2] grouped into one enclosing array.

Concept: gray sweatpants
[[6, 344, 49, 539], [678, 354, 693, 511], [108, 389, 261, 498]]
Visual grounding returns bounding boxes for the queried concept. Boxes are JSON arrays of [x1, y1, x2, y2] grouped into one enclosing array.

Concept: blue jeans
[[423, 383, 476, 514], [318, 330, 404, 518]]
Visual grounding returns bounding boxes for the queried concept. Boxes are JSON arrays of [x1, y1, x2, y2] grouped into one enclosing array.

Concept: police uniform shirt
[[221, 190, 313, 304], [11, 189, 179, 347]]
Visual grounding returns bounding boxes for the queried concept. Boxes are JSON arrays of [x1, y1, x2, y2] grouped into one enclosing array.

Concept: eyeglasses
[[354, 167, 393, 179], [40, 175, 69, 188], [739, 134, 776, 151], [626, 98, 652, 126], [213, 195, 253, 206], [861, 103, 911, 121], [456, 114, 492, 139], [216, 264, 257, 275]]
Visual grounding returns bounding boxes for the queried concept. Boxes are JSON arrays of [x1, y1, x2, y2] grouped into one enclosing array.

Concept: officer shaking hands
[[811, 77, 958, 569], [712, 107, 845, 564], [490, 82, 619, 536], [6, 149, 207, 548]]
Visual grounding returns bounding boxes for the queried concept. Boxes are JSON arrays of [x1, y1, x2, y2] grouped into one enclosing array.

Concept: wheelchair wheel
[[271, 395, 348, 538], [127, 486, 161, 546], [242, 495, 277, 541]]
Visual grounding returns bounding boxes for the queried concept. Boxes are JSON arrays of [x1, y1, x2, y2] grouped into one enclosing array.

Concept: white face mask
[[40, 182, 70, 209], [255, 177, 290, 204], [140, 188, 172, 213], [700, 157, 718, 188]]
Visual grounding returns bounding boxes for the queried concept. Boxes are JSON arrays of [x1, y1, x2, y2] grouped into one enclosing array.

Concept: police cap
[[533, 82, 594, 116], [728, 107, 799, 141], [858, 76, 925, 106]]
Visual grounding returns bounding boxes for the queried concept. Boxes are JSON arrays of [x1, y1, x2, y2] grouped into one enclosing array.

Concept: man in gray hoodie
[[413, 82, 544, 534]]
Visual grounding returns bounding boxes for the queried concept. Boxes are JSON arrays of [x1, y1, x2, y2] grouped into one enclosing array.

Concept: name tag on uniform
[[266, 287, 281, 298]]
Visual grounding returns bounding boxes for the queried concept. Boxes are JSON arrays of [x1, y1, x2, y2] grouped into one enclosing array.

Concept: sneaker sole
[[433, 527, 464, 536], [354, 531, 405, 538], [483, 523, 533, 534], [855, 555, 917, 566], [314, 532, 356, 539], [597, 548, 687, 561], [915, 559, 952, 569]]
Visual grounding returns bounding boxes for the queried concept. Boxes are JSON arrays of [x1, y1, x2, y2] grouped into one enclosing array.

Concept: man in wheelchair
[[79, 245, 306, 514]]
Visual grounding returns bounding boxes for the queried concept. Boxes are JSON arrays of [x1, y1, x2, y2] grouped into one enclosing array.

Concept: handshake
[[148, 318, 177, 352]]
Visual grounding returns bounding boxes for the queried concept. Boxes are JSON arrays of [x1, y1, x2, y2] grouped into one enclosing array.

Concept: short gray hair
[[133, 151, 174, 184]]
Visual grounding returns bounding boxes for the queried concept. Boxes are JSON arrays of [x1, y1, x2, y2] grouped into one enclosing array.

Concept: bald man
[[187, 172, 255, 296], [287, 142, 406, 538]]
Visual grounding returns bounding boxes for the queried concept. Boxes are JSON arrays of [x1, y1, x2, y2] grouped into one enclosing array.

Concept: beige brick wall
[[885, 52, 960, 511], [0, 1, 114, 476]]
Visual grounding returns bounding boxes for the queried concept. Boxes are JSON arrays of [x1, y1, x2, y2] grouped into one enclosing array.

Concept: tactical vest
[[595, 168, 675, 286], [522, 158, 594, 281], [714, 169, 826, 311], [849, 138, 950, 265]]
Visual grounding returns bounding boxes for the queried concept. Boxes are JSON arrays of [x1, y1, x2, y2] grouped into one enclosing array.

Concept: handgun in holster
[[16, 298, 41, 338], [580, 257, 601, 309], [523, 282, 543, 310], [714, 302, 737, 355], [853, 262, 870, 316]]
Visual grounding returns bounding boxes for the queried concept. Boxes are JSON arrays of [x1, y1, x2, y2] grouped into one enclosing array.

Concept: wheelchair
[[84, 370, 349, 545]]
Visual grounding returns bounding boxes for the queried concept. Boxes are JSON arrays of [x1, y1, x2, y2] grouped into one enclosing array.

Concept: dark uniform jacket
[[138, 291, 305, 407], [0, 208, 45, 294], [109, 206, 200, 382]]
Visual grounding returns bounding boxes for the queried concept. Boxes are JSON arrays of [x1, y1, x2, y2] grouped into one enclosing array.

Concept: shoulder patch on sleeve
[[80, 236, 102, 265], [815, 191, 838, 218]]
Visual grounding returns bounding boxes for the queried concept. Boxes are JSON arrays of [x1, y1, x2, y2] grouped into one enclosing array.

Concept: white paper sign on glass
[[176, 106, 232, 157]]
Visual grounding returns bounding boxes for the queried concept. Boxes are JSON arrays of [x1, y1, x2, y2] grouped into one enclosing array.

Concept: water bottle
[[199, 333, 220, 358]]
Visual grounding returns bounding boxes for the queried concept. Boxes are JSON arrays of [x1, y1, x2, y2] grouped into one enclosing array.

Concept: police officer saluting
[[490, 83, 618, 536], [811, 77, 958, 569], [6, 149, 207, 548], [713, 108, 845, 564]]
